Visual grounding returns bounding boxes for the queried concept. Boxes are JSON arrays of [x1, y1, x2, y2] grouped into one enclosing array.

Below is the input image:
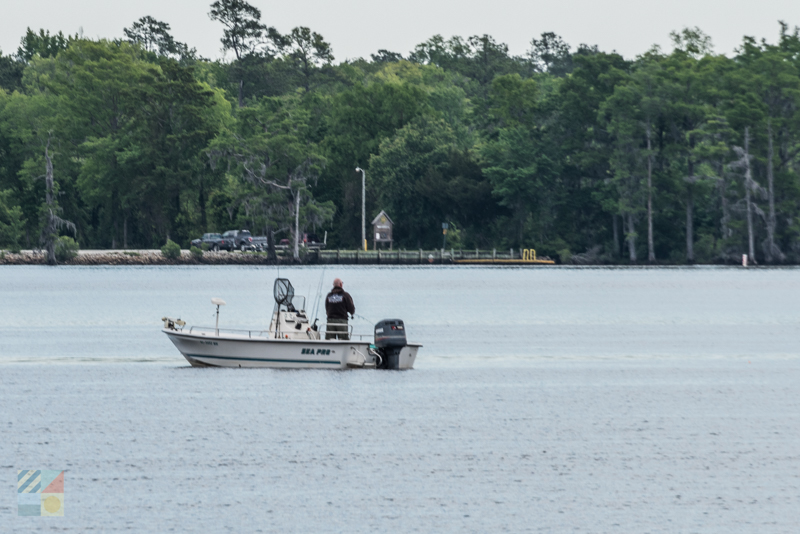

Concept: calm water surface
[[2, 266, 799, 532], [3, 264, 800, 362]]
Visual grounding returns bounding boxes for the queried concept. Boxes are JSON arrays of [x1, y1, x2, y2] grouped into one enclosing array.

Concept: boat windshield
[[278, 295, 306, 312]]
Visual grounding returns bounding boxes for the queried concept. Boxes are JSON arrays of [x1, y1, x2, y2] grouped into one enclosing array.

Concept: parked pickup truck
[[190, 233, 223, 251], [220, 229, 255, 252]]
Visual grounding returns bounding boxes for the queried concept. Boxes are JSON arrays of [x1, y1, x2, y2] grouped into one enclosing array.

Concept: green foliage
[[0, 189, 26, 252], [54, 236, 79, 262], [26, 39, 229, 248], [3, 21, 800, 263], [123, 16, 194, 60], [409, 34, 522, 91], [0, 54, 24, 92], [209, 0, 267, 61], [694, 233, 717, 263], [529, 32, 574, 76], [16, 28, 73, 62], [190, 245, 204, 258], [208, 92, 329, 254], [283, 27, 334, 91], [443, 222, 464, 249], [546, 237, 572, 264], [161, 239, 181, 259], [371, 115, 494, 247]]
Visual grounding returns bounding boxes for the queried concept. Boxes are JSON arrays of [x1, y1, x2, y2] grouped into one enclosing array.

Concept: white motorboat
[[161, 278, 420, 369]]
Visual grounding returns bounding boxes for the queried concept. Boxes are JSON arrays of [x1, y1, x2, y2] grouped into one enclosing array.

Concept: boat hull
[[163, 329, 419, 369]]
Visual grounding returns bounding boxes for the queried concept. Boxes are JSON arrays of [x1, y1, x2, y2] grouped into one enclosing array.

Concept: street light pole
[[355, 167, 365, 251]]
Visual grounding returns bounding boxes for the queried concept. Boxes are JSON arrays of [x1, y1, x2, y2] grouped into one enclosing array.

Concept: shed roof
[[371, 210, 393, 226]]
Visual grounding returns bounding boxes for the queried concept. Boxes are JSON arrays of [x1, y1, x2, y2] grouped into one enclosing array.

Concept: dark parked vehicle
[[304, 233, 326, 249], [190, 233, 223, 251], [252, 236, 268, 251], [275, 234, 326, 250], [220, 229, 255, 252]]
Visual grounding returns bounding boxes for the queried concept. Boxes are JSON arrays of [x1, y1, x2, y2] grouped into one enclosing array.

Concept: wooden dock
[[313, 248, 555, 265]]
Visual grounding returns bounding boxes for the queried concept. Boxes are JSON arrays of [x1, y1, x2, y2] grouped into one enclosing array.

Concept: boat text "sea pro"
[[301, 348, 332, 355]]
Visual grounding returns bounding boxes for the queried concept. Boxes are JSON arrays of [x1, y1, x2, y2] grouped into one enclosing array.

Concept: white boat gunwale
[[162, 328, 421, 347]]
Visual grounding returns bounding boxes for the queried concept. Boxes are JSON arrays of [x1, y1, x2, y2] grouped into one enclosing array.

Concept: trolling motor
[[373, 319, 408, 369]]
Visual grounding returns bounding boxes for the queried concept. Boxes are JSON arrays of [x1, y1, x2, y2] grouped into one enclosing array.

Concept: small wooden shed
[[371, 210, 394, 250]]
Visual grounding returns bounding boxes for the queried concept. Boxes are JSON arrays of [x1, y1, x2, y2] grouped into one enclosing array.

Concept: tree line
[[2, 1, 800, 264]]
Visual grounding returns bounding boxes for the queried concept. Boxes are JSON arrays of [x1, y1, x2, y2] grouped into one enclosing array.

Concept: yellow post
[[364, 239, 367, 252]]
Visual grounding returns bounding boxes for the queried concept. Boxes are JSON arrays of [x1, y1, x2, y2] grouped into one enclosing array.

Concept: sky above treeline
[[2, 0, 800, 61]]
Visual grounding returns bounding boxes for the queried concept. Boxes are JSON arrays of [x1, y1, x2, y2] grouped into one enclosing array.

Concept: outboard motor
[[374, 319, 407, 369]]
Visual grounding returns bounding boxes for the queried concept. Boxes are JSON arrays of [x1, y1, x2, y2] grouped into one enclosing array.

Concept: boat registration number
[[301, 348, 331, 355]]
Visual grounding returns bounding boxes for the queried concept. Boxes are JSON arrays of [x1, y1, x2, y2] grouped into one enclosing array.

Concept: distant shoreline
[[0, 249, 542, 266], [0, 249, 782, 267]]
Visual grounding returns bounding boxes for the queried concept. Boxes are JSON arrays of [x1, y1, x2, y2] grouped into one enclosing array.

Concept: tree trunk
[[293, 190, 300, 261], [720, 162, 730, 240], [612, 214, 619, 257], [685, 155, 694, 263], [41, 140, 75, 264], [646, 126, 655, 263], [267, 229, 277, 261], [110, 188, 118, 250], [626, 213, 637, 263], [302, 58, 311, 92], [199, 180, 207, 231], [766, 120, 776, 262], [238, 79, 244, 108], [44, 145, 56, 265], [686, 190, 694, 263], [744, 127, 756, 263], [123, 214, 128, 249]]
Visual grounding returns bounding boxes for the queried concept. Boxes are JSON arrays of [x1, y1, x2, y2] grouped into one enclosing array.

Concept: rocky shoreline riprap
[[0, 250, 282, 265]]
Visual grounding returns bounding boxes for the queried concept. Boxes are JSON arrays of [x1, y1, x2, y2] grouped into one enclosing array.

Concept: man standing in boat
[[325, 278, 355, 340]]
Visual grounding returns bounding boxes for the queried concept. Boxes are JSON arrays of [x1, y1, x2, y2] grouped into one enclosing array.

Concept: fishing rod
[[352, 313, 373, 324], [312, 265, 326, 325]]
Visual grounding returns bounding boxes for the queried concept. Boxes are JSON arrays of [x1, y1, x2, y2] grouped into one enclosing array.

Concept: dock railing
[[261, 247, 555, 265]]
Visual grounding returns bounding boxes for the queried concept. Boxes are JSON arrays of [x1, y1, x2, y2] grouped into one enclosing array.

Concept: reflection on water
[[2, 265, 799, 363]]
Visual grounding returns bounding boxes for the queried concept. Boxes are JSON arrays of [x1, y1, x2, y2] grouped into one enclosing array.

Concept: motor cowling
[[374, 319, 407, 369]]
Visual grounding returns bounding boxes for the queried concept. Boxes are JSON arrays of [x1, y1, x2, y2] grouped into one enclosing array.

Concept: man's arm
[[346, 293, 355, 316]]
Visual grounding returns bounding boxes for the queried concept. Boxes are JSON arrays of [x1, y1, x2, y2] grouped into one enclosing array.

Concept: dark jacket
[[325, 286, 355, 320]]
